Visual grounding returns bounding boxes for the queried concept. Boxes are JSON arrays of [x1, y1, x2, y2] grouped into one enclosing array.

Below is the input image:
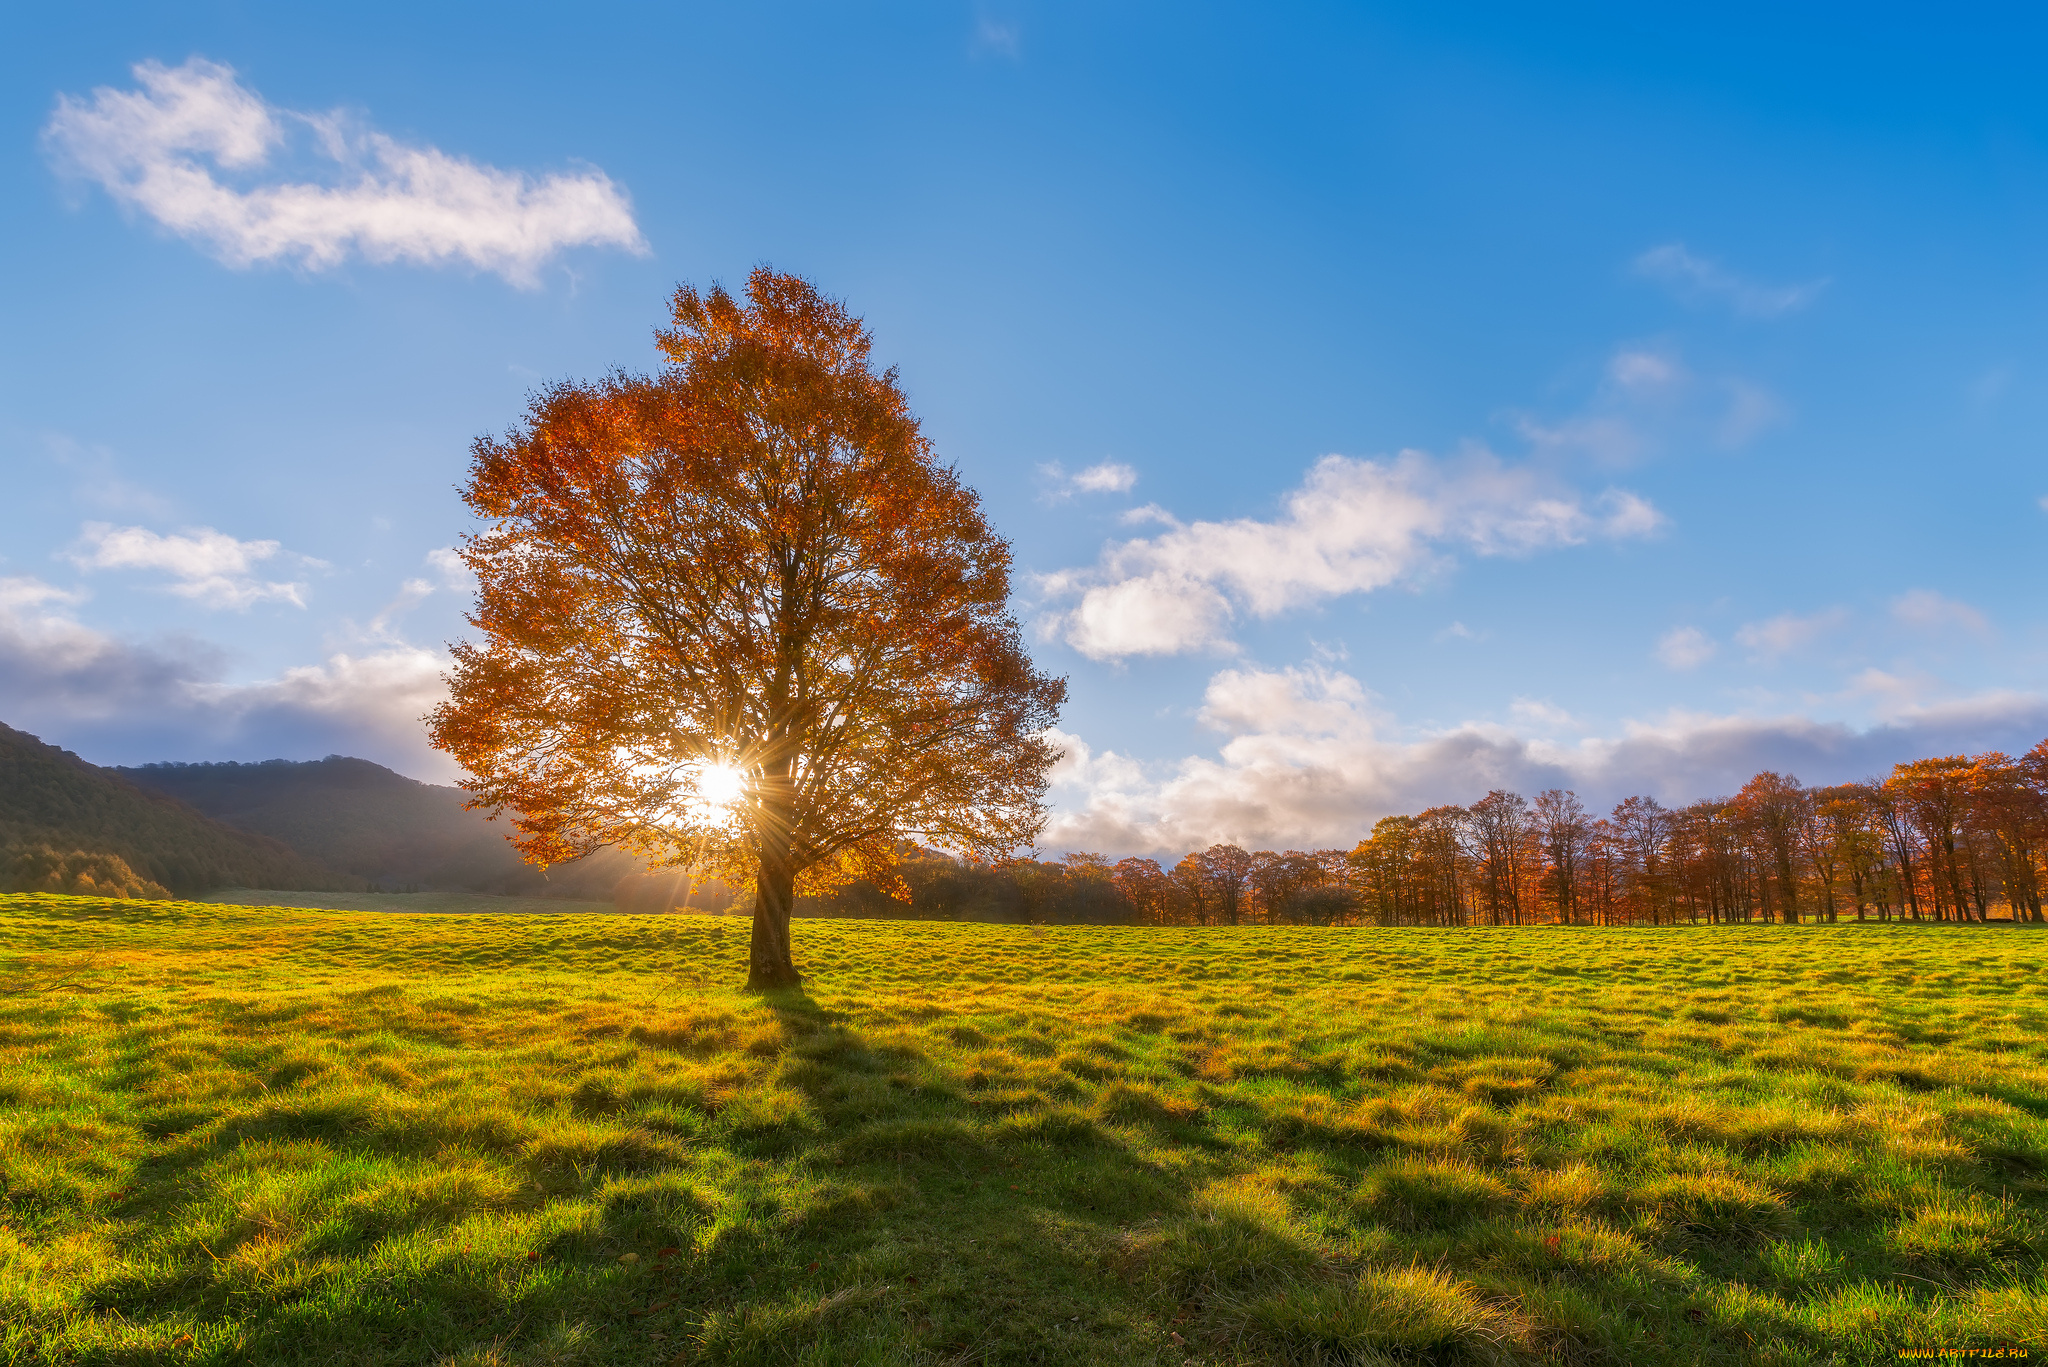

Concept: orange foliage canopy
[[428, 270, 1066, 987]]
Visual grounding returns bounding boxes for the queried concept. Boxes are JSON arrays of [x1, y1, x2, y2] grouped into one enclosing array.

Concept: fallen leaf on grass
[[629, 1299, 675, 1317]]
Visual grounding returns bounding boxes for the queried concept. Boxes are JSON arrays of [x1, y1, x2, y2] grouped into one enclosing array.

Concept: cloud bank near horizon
[[44, 58, 646, 286], [5, 575, 2044, 847], [0, 572, 458, 781], [1041, 660, 2048, 857]]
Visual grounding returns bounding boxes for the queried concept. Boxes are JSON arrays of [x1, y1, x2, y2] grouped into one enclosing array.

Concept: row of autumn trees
[[863, 744, 2048, 927]]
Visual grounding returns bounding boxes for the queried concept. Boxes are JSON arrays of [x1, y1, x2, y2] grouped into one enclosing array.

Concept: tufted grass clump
[[1, 892, 2045, 1364]]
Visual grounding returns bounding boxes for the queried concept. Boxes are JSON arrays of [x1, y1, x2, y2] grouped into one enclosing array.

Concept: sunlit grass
[[1, 893, 2043, 1364]]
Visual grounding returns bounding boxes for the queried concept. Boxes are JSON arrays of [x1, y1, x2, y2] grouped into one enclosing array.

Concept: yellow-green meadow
[[1, 893, 2042, 1364]]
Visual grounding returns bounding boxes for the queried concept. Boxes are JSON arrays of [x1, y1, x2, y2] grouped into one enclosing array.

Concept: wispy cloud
[[1039, 460, 1139, 501], [422, 546, 475, 591], [1891, 589, 1990, 636], [1038, 451, 1664, 660], [973, 12, 1022, 58], [358, 547, 475, 642], [1655, 626, 1716, 671], [1071, 461, 1137, 494], [1514, 345, 1784, 466], [44, 58, 646, 286], [1734, 607, 1850, 662], [64, 522, 317, 610], [40, 432, 179, 519], [1632, 243, 1828, 318], [1510, 698, 1577, 729]]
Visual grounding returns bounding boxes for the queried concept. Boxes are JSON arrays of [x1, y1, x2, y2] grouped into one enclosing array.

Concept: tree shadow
[[564, 988, 1218, 1363], [69, 986, 1209, 1366]]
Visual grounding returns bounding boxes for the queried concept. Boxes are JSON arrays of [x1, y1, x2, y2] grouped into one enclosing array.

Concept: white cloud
[[1042, 659, 2048, 856], [356, 547, 477, 642], [423, 546, 474, 590], [1734, 607, 1850, 662], [44, 58, 646, 286], [187, 645, 450, 760], [65, 522, 313, 610], [1039, 450, 1664, 660], [1119, 503, 1177, 527], [1840, 667, 1935, 718], [1040, 460, 1140, 501], [0, 576, 86, 613], [0, 575, 455, 778], [1510, 698, 1576, 729], [1598, 491, 1665, 538], [1071, 461, 1138, 494], [1891, 589, 1990, 635], [1607, 349, 1681, 392], [1632, 243, 1829, 318], [364, 579, 435, 642], [1655, 626, 1717, 671]]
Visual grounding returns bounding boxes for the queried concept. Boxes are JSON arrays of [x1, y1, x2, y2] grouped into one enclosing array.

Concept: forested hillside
[[0, 724, 340, 895], [119, 755, 640, 898]]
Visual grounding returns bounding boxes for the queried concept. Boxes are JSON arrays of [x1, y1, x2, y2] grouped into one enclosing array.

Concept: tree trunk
[[1776, 847, 1800, 925], [747, 805, 802, 991]]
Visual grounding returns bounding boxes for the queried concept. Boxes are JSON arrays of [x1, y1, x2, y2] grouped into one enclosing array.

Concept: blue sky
[[5, 2, 2048, 855]]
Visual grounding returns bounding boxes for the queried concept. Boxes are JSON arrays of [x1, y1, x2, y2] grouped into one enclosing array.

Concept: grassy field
[[198, 890, 621, 916], [0, 895, 2042, 1366]]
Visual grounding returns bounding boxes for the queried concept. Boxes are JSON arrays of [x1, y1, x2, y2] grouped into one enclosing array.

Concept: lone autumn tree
[[428, 270, 1066, 989]]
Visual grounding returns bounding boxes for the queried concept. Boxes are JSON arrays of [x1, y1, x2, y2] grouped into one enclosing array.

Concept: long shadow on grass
[[629, 988, 1207, 1366], [80, 988, 1225, 1367]]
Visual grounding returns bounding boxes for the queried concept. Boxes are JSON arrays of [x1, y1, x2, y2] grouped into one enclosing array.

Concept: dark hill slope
[[0, 724, 342, 894], [119, 756, 638, 897]]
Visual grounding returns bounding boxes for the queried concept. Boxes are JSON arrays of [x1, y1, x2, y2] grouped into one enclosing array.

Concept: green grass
[[197, 890, 621, 916], [1, 894, 2044, 1366]]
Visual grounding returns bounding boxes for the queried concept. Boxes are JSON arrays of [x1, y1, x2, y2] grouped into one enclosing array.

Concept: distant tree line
[[800, 744, 2048, 927]]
